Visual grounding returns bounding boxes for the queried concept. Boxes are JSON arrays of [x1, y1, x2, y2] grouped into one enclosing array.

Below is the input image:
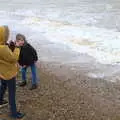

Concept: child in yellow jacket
[[0, 26, 24, 119]]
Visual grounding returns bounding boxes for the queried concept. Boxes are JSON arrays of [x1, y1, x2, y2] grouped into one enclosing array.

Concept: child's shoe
[[19, 81, 27, 87], [29, 84, 37, 90], [0, 100, 8, 108]]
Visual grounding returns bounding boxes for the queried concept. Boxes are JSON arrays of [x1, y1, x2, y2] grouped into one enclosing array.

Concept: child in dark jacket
[[16, 34, 38, 90]]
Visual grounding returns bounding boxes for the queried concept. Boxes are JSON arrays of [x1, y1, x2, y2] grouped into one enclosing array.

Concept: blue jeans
[[0, 78, 17, 116], [21, 63, 37, 85]]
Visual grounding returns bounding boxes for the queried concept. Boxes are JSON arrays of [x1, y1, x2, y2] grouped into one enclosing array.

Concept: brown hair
[[16, 33, 26, 41]]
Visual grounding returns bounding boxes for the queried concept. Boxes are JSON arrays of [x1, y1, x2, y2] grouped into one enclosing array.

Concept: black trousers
[[0, 77, 17, 116]]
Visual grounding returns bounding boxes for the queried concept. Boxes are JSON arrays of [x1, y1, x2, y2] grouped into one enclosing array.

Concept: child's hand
[[15, 41, 20, 47], [23, 65, 27, 68], [17, 63, 20, 68]]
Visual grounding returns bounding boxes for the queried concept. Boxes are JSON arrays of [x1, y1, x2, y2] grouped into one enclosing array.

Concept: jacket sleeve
[[13, 47, 20, 60], [2, 46, 20, 63], [29, 44, 38, 61], [18, 48, 23, 66], [32, 48, 38, 61]]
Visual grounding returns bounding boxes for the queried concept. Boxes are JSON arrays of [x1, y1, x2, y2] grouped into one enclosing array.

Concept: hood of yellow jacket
[[0, 26, 9, 45]]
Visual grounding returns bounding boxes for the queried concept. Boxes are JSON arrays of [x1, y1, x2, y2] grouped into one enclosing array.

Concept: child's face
[[16, 36, 25, 46]]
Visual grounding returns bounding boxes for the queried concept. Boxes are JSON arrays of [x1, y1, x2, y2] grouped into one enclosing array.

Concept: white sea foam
[[0, 0, 120, 65]]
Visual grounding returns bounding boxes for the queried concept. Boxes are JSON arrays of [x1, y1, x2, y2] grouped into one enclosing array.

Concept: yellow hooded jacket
[[0, 26, 20, 80]]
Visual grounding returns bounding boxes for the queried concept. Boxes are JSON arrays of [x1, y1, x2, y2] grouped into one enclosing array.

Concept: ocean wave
[[0, 10, 120, 64]]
